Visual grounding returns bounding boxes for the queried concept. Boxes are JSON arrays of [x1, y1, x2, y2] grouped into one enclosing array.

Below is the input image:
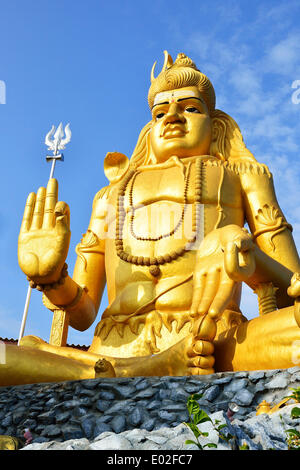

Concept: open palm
[[18, 179, 70, 284]]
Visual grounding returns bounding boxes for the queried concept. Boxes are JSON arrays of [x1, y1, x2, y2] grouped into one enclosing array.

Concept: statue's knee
[[19, 335, 45, 348]]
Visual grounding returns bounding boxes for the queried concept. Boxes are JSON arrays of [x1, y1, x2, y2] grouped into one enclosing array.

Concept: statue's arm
[[44, 187, 109, 331], [240, 162, 300, 305]]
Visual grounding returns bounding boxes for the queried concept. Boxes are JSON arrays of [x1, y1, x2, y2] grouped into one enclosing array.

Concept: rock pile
[[0, 366, 299, 447], [21, 405, 300, 450]]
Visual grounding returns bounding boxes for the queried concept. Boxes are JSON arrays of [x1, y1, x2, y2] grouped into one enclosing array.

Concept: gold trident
[[18, 123, 72, 347]]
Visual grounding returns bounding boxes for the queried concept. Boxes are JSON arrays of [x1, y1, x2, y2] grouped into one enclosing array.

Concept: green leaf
[[204, 443, 218, 448], [216, 423, 228, 431], [187, 422, 201, 438], [285, 428, 300, 438], [194, 409, 212, 425], [200, 432, 209, 437], [185, 439, 198, 446], [193, 393, 203, 400], [187, 400, 200, 416], [291, 407, 300, 418]]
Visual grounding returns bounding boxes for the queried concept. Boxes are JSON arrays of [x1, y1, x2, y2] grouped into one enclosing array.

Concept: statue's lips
[[161, 125, 187, 139]]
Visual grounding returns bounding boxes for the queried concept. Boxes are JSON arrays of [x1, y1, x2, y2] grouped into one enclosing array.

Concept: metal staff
[[18, 123, 72, 345]]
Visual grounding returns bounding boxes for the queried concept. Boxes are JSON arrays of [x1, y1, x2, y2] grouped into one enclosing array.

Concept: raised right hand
[[18, 178, 71, 285]]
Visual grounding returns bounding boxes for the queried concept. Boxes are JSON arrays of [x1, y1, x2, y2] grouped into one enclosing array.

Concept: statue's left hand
[[190, 225, 256, 321]]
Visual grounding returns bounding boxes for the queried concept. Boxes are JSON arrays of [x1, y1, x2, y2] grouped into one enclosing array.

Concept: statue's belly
[[105, 274, 194, 317]]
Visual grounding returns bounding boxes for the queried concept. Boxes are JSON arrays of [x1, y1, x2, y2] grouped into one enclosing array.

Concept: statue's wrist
[[28, 263, 68, 292]]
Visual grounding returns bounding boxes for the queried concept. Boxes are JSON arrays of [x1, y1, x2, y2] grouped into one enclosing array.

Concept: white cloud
[[266, 34, 300, 75]]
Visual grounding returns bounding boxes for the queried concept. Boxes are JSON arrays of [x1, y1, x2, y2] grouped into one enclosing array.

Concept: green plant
[[214, 419, 234, 446], [280, 409, 300, 450], [238, 442, 250, 450], [291, 407, 300, 419], [284, 428, 300, 450], [284, 387, 300, 403], [184, 394, 217, 450]]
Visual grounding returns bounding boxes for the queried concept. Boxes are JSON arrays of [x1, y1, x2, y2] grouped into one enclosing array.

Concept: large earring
[[209, 116, 226, 161]]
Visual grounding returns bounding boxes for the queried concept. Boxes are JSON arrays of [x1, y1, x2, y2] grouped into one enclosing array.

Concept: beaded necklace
[[115, 158, 202, 277], [129, 163, 191, 242]]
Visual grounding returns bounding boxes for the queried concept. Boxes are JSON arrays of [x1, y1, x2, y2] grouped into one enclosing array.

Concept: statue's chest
[[120, 162, 242, 209], [126, 166, 187, 207]]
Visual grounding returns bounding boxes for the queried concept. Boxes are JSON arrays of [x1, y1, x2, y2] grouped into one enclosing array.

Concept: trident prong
[[45, 122, 71, 179]]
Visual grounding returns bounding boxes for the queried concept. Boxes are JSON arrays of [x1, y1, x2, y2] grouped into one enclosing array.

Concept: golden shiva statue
[[2, 51, 300, 386]]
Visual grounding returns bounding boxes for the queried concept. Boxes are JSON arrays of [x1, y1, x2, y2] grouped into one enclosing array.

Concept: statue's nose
[[163, 103, 186, 124]]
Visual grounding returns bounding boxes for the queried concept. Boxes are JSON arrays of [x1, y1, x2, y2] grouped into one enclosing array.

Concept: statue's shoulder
[[204, 157, 271, 178], [93, 152, 131, 206]]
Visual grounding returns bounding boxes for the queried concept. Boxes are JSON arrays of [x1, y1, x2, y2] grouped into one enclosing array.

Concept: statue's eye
[[155, 112, 165, 120], [185, 107, 200, 113]]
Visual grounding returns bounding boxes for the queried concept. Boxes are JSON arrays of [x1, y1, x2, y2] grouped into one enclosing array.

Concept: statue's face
[[150, 86, 212, 162]]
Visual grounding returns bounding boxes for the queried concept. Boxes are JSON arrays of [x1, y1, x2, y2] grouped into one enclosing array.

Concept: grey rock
[[214, 401, 230, 412], [37, 411, 56, 425], [184, 384, 204, 394], [223, 378, 248, 395], [161, 403, 186, 412], [96, 414, 113, 424], [135, 388, 156, 398], [114, 385, 136, 399], [55, 411, 71, 424], [148, 434, 168, 445], [81, 416, 95, 439], [108, 399, 134, 414], [45, 398, 57, 407], [265, 369, 280, 377], [32, 437, 49, 444], [74, 406, 88, 418], [23, 418, 37, 430], [64, 438, 90, 450], [82, 380, 99, 390], [146, 400, 162, 410], [248, 371, 265, 381], [265, 372, 289, 389], [214, 376, 232, 385], [135, 379, 151, 391], [93, 421, 112, 438], [98, 390, 115, 401], [110, 415, 126, 433], [41, 424, 62, 438], [233, 389, 254, 406], [158, 389, 171, 400], [95, 399, 111, 412], [128, 407, 143, 427], [1, 414, 13, 427], [142, 418, 156, 431], [157, 410, 176, 422], [78, 389, 95, 398], [61, 424, 84, 441], [203, 385, 220, 402], [89, 435, 133, 450], [170, 389, 189, 402]]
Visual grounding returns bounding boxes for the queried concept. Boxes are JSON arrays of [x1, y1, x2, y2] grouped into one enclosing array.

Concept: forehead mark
[[153, 89, 204, 107]]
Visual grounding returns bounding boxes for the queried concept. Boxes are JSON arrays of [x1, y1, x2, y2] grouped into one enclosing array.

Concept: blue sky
[[1, 0, 300, 346]]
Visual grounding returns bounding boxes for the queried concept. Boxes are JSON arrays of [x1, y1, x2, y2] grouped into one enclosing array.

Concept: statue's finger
[[54, 201, 70, 234], [190, 275, 205, 316], [197, 269, 220, 315], [20, 192, 36, 232], [31, 187, 46, 230], [43, 178, 58, 228], [224, 241, 255, 282], [208, 273, 235, 319]]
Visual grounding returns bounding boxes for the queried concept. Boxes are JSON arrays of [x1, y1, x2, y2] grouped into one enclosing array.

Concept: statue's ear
[[209, 114, 226, 161], [104, 152, 130, 183]]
